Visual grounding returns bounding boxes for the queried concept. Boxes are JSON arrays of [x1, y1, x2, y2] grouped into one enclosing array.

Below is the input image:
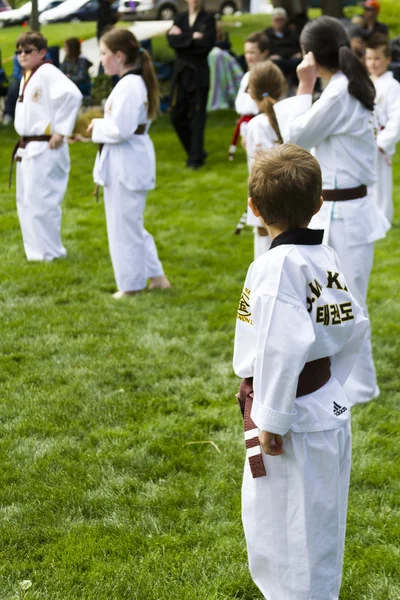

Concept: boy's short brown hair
[[366, 33, 391, 58], [246, 31, 269, 54], [249, 145, 322, 229], [16, 31, 48, 51]]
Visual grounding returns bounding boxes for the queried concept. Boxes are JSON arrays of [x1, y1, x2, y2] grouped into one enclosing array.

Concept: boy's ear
[[248, 197, 260, 217], [313, 195, 324, 216], [39, 48, 47, 61]]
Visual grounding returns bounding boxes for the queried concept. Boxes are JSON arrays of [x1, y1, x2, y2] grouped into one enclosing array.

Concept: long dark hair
[[65, 37, 81, 61], [101, 28, 159, 120], [300, 16, 375, 111]]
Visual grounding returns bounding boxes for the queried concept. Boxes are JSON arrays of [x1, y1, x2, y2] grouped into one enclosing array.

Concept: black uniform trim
[[120, 66, 142, 80], [269, 228, 324, 250]]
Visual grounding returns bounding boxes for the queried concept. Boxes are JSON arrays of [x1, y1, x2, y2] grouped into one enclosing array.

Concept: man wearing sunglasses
[[12, 31, 82, 262]]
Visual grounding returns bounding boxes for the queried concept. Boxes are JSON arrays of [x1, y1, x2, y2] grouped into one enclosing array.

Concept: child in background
[[87, 28, 170, 298], [13, 31, 82, 261], [366, 34, 400, 223], [245, 61, 286, 258], [61, 37, 93, 97], [229, 32, 269, 160], [234, 144, 368, 600]]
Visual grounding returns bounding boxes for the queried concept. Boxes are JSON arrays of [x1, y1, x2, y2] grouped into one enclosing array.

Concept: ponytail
[[139, 48, 160, 120], [260, 97, 283, 144], [338, 45, 375, 111], [301, 16, 375, 111], [101, 28, 160, 120], [248, 61, 286, 144]]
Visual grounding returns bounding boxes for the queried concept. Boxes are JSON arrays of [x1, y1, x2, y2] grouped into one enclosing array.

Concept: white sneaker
[[2, 114, 13, 125]]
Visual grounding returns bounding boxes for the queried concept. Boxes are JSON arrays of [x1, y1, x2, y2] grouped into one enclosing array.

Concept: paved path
[[61, 0, 273, 74], [60, 20, 173, 76]]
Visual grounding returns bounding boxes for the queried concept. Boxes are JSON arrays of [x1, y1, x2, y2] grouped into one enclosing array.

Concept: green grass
[[0, 110, 400, 599]]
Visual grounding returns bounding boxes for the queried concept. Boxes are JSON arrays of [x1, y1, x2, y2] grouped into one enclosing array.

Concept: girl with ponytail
[[245, 61, 286, 258], [88, 28, 170, 298], [274, 16, 389, 408]]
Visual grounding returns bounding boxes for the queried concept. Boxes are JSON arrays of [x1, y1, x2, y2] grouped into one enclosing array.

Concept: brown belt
[[322, 185, 367, 201], [236, 356, 331, 479], [93, 124, 147, 201], [9, 135, 52, 188]]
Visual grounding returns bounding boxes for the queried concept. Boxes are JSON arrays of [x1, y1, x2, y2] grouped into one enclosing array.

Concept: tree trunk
[[30, 0, 40, 31], [320, 0, 344, 19]]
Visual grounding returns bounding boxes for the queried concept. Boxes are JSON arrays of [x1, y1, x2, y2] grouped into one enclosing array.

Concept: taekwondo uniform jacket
[[92, 73, 155, 191], [274, 71, 389, 246], [371, 71, 400, 222], [15, 63, 82, 159], [233, 228, 367, 435]]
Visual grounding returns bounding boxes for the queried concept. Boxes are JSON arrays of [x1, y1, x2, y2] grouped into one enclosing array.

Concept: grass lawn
[[0, 109, 400, 599]]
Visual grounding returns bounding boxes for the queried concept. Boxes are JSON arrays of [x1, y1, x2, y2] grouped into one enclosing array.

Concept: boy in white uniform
[[229, 32, 269, 160], [366, 34, 400, 224], [234, 145, 368, 600], [13, 31, 82, 262]]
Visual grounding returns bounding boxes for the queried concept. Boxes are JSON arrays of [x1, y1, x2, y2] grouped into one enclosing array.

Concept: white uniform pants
[[103, 183, 164, 292], [243, 423, 351, 600], [16, 145, 68, 261], [328, 219, 379, 406]]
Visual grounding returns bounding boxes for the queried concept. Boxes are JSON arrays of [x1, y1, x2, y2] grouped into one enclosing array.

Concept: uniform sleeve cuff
[[250, 399, 295, 436]]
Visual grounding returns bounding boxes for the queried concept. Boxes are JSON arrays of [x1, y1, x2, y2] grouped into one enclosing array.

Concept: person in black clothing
[[97, 0, 117, 41], [264, 8, 301, 84], [167, 0, 216, 169], [362, 0, 388, 38]]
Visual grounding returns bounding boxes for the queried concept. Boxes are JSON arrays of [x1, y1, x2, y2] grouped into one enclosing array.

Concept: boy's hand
[[193, 31, 204, 39], [259, 431, 284, 456], [297, 51, 318, 95], [49, 132, 64, 149]]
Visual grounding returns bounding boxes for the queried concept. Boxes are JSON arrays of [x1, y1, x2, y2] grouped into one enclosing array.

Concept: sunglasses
[[16, 48, 37, 55]]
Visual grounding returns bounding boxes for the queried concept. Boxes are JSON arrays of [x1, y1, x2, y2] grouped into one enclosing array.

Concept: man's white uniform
[[92, 73, 164, 292], [245, 114, 277, 256], [233, 228, 368, 600], [274, 72, 389, 406], [15, 63, 82, 261], [370, 71, 400, 223]]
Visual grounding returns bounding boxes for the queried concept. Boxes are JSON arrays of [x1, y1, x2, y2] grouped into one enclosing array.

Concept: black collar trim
[[269, 228, 324, 250], [120, 66, 141, 80]]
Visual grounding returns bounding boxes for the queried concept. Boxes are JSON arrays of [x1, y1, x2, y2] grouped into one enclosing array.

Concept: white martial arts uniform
[[274, 72, 390, 406], [14, 63, 82, 261], [233, 228, 368, 600], [92, 73, 164, 292], [235, 71, 259, 138], [245, 113, 278, 257], [370, 71, 400, 223]]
